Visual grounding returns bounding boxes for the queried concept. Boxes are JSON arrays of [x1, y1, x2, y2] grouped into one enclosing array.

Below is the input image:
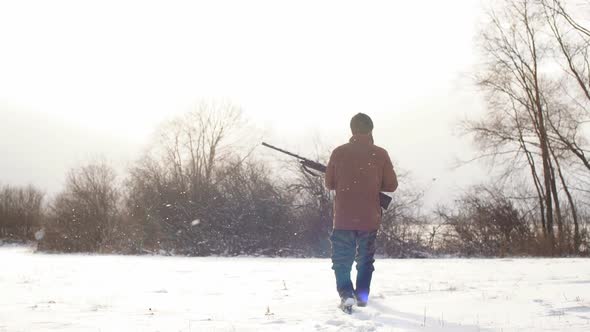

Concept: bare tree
[[464, 0, 590, 253], [40, 161, 120, 252], [543, 0, 590, 104], [0, 184, 44, 241], [125, 100, 259, 254], [540, 3, 590, 252], [468, 0, 560, 247], [155, 100, 246, 190]]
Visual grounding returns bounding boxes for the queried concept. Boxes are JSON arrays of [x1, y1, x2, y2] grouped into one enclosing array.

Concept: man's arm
[[325, 151, 336, 190], [381, 151, 398, 192]]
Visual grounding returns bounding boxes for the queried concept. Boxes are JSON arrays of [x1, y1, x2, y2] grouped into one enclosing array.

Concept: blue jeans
[[330, 229, 377, 301]]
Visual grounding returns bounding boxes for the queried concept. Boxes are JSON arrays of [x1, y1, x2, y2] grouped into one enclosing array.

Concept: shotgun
[[262, 142, 392, 210]]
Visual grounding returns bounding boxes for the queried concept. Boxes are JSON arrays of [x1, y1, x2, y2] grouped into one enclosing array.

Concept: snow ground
[[1, 246, 590, 332]]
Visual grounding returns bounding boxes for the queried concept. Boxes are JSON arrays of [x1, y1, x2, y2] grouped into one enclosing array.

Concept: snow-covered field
[[2, 246, 590, 332]]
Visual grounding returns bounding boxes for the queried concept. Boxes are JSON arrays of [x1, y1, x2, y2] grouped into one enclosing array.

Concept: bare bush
[[123, 101, 296, 256], [436, 185, 535, 256], [0, 184, 44, 242], [210, 159, 296, 255], [39, 162, 120, 253], [378, 173, 430, 257], [287, 158, 334, 257], [124, 102, 246, 254]]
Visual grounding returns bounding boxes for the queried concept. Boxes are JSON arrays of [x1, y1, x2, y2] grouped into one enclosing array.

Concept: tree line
[[0, 101, 433, 257], [462, 0, 590, 255], [1, 0, 589, 257]]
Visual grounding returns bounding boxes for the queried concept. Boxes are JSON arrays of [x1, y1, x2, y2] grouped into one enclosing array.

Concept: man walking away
[[325, 113, 398, 311]]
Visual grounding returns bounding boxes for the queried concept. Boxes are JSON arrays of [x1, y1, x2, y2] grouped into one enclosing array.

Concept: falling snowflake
[[34, 229, 45, 241], [191, 219, 201, 226]]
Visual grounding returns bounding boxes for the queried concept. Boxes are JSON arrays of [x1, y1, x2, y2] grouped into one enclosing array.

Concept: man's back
[[325, 134, 397, 231]]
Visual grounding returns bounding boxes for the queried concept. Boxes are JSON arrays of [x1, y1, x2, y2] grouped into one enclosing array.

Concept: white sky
[[0, 0, 488, 207]]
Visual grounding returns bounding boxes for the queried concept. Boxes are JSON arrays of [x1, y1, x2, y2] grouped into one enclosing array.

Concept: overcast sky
[[0, 0, 488, 207]]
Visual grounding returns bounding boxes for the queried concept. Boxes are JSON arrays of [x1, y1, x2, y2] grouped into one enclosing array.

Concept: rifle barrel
[[261, 142, 306, 160]]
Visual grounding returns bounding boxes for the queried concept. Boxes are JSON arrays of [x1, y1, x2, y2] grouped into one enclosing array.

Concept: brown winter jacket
[[325, 134, 398, 231]]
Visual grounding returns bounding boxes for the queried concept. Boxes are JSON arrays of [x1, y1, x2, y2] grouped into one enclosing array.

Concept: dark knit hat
[[350, 113, 373, 134]]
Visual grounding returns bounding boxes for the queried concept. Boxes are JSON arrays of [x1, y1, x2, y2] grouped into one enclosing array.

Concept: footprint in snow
[[325, 319, 345, 326]]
